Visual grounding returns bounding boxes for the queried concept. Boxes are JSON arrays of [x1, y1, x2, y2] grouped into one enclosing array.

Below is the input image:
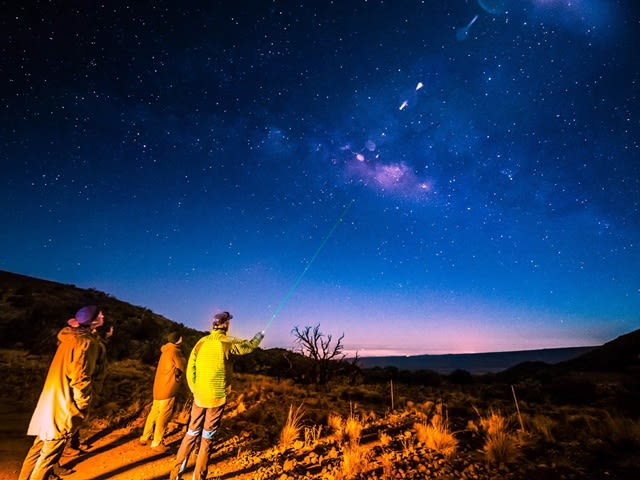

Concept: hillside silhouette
[[0, 270, 206, 364]]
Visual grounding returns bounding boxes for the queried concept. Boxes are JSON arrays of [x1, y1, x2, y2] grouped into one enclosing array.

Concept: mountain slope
[[0, 270, 204, 363]]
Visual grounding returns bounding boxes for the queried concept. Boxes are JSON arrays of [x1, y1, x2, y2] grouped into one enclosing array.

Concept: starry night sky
[[2, 0, 639, 356]]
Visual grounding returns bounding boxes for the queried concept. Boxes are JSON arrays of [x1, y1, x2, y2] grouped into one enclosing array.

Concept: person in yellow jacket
[[169, 311, 264, 480], [19, 305, 106, 480], [140, 332, 186, 450]]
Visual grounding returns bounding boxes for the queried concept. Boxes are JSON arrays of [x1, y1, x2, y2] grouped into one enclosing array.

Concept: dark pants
[[18, 436, 67, 480], [170, 403, 225, 480]]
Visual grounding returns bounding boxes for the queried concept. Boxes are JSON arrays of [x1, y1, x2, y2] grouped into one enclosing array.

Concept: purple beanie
[[75, 305, 99, 326]]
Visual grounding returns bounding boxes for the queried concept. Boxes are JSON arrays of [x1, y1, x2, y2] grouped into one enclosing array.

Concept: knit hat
[[212, 311, 233, 329], [167, 332, 182, 344], [69, 305, 100, 327]]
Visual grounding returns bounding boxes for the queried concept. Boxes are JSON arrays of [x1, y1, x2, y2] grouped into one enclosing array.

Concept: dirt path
[[1, 416, 256, 480], [2, 426, 176, 480]]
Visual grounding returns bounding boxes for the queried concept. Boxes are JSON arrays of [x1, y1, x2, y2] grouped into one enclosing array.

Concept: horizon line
[[342, 344, 599, 358]]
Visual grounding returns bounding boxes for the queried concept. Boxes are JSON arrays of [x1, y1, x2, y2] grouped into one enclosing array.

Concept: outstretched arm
[[229, 331, 264, 355]]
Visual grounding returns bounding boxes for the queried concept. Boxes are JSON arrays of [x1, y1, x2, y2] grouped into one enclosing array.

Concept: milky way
[[1, 0, 638, 355]]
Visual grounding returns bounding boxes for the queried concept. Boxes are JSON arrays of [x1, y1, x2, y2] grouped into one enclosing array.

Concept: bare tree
[[291, 324, 345, 384]]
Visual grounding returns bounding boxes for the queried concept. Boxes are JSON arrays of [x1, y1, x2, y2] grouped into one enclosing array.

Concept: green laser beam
[[263, 199, 355, 331]]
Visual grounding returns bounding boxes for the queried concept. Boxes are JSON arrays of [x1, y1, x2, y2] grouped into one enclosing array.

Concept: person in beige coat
[[139, 332, 186, 450], [18, 305, 106, 480]]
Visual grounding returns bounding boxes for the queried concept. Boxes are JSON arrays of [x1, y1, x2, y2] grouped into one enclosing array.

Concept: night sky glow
[[2, 0, 639, 356]]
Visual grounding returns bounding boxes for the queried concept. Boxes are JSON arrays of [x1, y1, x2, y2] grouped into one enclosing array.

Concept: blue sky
[[1, 0, 638, 355]]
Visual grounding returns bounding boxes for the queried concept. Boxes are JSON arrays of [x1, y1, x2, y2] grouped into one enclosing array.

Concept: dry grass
[[279, 403, 305, 449], [413, 405, 458, 457], [304, 424, 323, 447], [526, 413, 555, 442], [328, 408, 365, 448], [479, 409, 510, 437], [587, 412, 640, 448], [378, 431, 392, 446], [2, 349, 640, 479], [339, 443, 371, 479], [325, 406, 371, 478], [483, 430, 520, 464], [400, 430, 414, 452], [478, 409, 520, 464], [328, 412, 345, 441], [344, 412, 364, 446]]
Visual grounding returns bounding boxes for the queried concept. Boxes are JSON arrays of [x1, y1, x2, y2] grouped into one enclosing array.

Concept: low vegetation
[[3, 347, 639, 479], [1, 271, 639, 479]]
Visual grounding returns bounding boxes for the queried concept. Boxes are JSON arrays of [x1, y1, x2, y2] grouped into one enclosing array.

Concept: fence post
[[511, 384, 525, 432], [390, 379, 394, 411]]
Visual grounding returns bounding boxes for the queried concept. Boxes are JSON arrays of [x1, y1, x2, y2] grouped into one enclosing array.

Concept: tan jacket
[[153, 342, 186, 400], [27, 326, 104, 440]]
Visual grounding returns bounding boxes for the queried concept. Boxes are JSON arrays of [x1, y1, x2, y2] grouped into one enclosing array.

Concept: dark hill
[[557, 327, 640, 372], [0, 270, 314, 376], [0, 270, 205, 364], [496, 327, 640, 380]]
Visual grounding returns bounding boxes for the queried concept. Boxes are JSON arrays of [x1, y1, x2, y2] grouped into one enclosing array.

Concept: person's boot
[[168, 465, 182, 480], [52, 464, 74, 476]]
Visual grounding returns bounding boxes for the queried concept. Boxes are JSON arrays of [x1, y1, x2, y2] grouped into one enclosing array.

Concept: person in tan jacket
[[140, 332, 186, 450], [18, 305, 106, 480]]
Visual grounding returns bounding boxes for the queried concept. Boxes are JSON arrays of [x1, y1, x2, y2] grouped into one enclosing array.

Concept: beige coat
[[27, 326, 104, 440]]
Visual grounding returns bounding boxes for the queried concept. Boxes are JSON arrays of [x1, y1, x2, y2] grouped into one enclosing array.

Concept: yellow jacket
[[187, 330, 262, 408], [27, 326, 104, 440]]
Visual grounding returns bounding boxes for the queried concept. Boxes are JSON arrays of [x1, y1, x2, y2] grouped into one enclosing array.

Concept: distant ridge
[[358, 346, 597, 374]]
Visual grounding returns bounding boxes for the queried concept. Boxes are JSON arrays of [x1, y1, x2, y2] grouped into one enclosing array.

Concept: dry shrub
[[411, 402, 458, 457], [337, 384, 386, 406], [329, 409, 365, 447], [378, 431, 392, 446], [400, 430, 414, 453], [240, 374, 304, 404], [480, 410, 510, 437], [587, 412, 640, 449], [484, 430, 520, 464], [279, 403, 304, 449], [526, 413, 555, 442], [413, 418, 458, 457], [0, 349, 49, 404], [478, 410, 520, 464], [344, 413, 364, 446], [328, 412, 345, 440], [340, 443, 371, 479], [304, 424, 323, 447]]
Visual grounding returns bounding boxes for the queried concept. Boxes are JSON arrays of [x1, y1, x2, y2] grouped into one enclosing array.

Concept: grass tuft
[[279, 403, 305, 449], [328, 412, 345, 441], [339, 443, 371, 479], [344, 412, 364, 446], [478, 409, 520, 464]]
